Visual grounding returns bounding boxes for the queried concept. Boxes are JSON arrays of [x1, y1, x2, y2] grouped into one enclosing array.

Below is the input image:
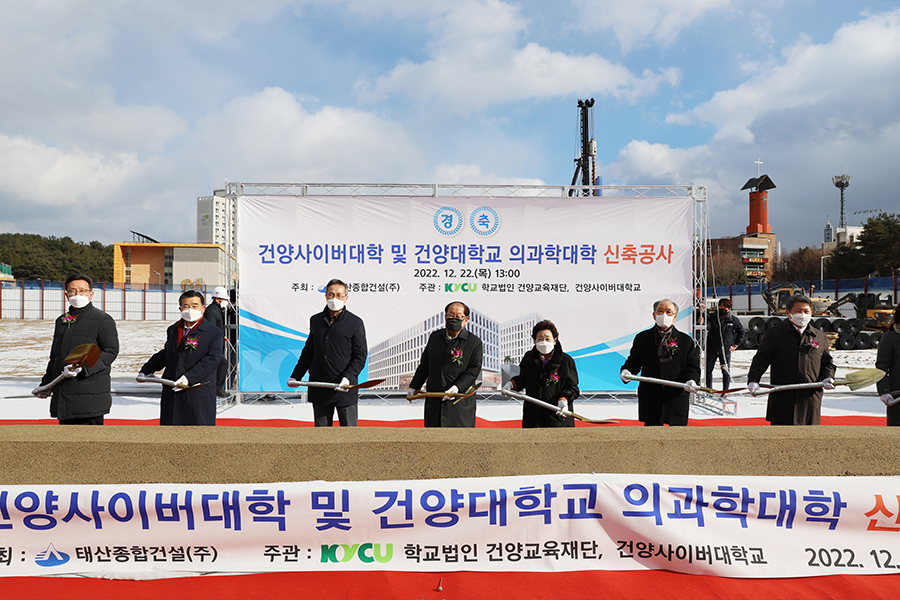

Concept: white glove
[[407, 388, 419, 402], [137, 372, 146, 382], [32, 388, 49, 399], [62, 365, 82, 378], [173, 375, 189, 392], [747, 382, 760, 396], [502, 381, 514, 391], [822, 377, 835, 391], [880, 393, 894, 406], [620, 369, 632, 384], [334, 377, 350, 392], [286, 378, 301, 388], [556, 399, 568, 415], [684, 380, 698, 394], [442, 385, 459, 402]]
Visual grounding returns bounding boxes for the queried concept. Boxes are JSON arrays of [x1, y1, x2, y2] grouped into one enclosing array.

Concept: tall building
[[823, 219, 834, 244], [500, 312, 543, 364], [707, 174, 778, 282], [197, 190, 235, 250]]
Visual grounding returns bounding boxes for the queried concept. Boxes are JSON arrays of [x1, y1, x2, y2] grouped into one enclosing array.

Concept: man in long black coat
[[621, 299, 701, 426], [705, 297, 746, 390], [37, 273, 119, 425], [409, 301, 483, 427], [139, 290, 223, 426], [747, 295, 835, 425], [288, 279, 367, 427]]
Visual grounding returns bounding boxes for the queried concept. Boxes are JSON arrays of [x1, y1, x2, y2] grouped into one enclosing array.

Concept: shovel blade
[[63, 344, 102, 368], [841, 368, 885, 391], [348, 378, 387, 390]]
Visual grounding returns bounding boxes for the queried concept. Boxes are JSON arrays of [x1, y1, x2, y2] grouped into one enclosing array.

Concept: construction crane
[[569, 98, 596, 197]]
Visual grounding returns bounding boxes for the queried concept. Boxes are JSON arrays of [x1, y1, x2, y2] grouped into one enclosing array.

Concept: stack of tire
[[739, 316, 882, 350]]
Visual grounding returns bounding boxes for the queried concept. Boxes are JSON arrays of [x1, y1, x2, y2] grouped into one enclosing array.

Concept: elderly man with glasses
[[408, 301, 484, 427], [288, 278, 368, 427]]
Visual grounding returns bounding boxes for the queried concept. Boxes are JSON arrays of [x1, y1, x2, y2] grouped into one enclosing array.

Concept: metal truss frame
[[222, 182, 710, 404]]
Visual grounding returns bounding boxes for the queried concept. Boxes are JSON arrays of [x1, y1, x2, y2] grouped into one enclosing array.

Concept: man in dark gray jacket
[[36, 273, 119, 425], [288, 279, 368, 427]]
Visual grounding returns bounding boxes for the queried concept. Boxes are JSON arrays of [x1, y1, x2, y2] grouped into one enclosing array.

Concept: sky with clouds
[[1, 0, 898, 250]]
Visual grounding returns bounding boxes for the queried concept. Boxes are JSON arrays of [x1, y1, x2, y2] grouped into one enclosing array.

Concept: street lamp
[[820, 255, 830, 289], [152, 270, 161, 288]]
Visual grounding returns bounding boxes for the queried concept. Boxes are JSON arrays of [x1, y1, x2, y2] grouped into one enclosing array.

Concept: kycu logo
[[444, 283, 477, 292], [321, 543, 393, 563]]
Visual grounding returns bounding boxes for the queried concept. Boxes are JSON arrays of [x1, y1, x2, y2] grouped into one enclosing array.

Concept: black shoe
[[216, 390, 230, 398]]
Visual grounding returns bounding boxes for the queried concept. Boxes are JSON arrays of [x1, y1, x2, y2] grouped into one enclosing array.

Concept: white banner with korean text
[[2, 473, 900, 578], [236, 195, 695, 393]]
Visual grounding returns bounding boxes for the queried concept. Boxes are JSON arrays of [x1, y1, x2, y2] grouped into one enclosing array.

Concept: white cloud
[[0, 135, 141, 208], [186, 87, 425, 183], [668, 10, 900, 144], [359, 0, 680, 113], [431, 163, 544, 185], [574, 0, 734, 52], [608, 10, 900, 248]]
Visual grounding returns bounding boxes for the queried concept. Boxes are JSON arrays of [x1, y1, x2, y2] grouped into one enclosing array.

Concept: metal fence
[[0, 280, 221, 321], [705, 276, 900, 315]]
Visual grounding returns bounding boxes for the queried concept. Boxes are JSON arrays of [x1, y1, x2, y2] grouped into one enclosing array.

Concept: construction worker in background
[[204, 286, 230, 397]]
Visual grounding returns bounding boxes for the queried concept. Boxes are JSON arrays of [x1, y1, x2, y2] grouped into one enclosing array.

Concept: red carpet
[[0, 416, 886, 426], [3, 569, 899, 599]]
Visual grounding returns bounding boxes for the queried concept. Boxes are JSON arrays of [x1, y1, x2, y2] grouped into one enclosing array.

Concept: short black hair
[[179, 290, 205, 305], [64, 273, 93, 290], [532, 320, 559, 340], [718, 298, 733, 309], [445, 301, 470, 317], [785, 295, 812, 312]]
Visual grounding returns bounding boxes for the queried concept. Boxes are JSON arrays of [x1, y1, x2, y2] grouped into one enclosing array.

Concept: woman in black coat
[[506, 320, 579, 428], [875, 303, 900, 426]]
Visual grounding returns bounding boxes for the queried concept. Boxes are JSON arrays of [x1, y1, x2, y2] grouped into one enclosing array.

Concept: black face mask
[[718, 309, 728, 317], [446, 318, 464, 332]]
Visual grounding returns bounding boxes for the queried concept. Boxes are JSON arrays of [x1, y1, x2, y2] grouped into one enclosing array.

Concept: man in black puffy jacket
[[37, 273, 119, 425]]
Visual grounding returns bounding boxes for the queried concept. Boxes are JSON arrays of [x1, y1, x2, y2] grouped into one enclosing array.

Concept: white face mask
[[535, 340, 555, 355], [217, 299, 229, 309], [181, 308, 203, 323], [67, 295, 91, 309], [326, 297, 345, 311], [789, 312, 812, 328], [655, 313, 675, 329]]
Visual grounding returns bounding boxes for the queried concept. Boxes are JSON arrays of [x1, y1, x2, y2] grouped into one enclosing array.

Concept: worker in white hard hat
[[204, 286, 231, 397]]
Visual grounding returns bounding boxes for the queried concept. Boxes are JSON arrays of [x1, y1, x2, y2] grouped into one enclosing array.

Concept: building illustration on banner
[[369, 310, 548, 390]]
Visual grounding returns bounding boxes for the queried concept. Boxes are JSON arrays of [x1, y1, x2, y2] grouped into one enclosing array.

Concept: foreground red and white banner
[[2, 473, 900, 578]]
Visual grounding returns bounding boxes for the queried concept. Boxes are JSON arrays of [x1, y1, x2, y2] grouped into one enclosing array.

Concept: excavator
[[761, 283, 894, 331]]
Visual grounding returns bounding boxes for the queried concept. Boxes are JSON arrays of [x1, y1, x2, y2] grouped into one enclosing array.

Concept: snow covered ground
[[0, 321, 889, 424]]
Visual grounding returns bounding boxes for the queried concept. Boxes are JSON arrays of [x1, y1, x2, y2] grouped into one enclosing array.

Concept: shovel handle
[[32, 374, 65, 396]]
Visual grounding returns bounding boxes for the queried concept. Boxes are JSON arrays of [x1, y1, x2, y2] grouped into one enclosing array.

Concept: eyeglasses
[[445, 314, 466, 320], [325, 293, 347, 300], [67, 289, 92, 295]]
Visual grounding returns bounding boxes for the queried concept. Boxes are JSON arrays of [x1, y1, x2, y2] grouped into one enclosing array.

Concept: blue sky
[[2, 0, 899, 250]]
